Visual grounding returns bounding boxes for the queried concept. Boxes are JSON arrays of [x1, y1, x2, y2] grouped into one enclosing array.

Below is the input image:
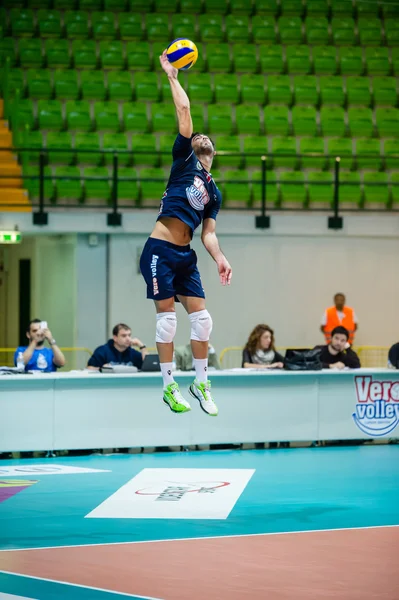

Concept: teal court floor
[[0, 445, 398, 599]]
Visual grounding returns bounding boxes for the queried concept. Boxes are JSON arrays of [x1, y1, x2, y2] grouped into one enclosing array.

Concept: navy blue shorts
[[140, 237, 205, 301]]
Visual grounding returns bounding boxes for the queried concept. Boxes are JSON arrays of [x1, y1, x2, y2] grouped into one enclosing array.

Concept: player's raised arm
[[201, 218, 232, 286], [160, 50, 193, 138]]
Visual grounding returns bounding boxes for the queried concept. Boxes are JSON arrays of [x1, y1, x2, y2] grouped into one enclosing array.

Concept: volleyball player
[[140, 51, 232, 416]]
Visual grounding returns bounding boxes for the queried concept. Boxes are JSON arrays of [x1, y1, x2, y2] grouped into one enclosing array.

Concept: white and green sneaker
[[163, 382, 191, 414], [189, 380, 218, 416]]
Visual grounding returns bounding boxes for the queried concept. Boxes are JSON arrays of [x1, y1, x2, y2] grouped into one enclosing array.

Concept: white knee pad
[[189, 309, 213, 342], [156, 312, 177, 344]]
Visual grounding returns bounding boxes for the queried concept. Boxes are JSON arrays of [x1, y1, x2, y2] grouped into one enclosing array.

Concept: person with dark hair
[[316, 326, 361, 370], [321, 293, 358, 346], [87, 324, 147, 371], [388, 343, 399, 369], [242, 324, 284, 369], [14, 318, 66, 372]]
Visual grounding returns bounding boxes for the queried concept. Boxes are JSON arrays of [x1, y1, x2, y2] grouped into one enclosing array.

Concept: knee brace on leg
[[156, 312, 177, 344], [189, 309, 213, 342]]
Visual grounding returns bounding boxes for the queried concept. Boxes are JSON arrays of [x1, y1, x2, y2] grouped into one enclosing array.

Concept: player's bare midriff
[[150, 217, 192, 246]]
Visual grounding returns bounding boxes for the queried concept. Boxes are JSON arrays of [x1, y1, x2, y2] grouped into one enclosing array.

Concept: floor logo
[[0, 465, 110, 476], [0, 480, 37, 504], [353, 376, 399, 436], [86, 468, 255, 520]]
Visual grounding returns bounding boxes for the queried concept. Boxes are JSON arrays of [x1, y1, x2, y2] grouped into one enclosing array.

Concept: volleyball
[[166, 38, 198, 71]]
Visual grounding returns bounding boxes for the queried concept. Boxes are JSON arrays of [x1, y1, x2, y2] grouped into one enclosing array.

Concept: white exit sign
[[0, 231, 22, 244]]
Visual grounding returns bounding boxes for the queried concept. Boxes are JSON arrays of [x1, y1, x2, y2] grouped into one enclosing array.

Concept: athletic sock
[[193, 358, 208, 384], [160, 362, 174, 388]]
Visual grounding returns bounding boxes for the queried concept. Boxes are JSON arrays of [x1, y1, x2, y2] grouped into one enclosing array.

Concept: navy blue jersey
[[157, 134, 222, 236]]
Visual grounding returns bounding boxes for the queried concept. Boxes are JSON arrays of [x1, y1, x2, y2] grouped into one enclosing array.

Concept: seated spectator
[[174, 343, 220, 371], [87, 323, 148, 370], [388, 342, 399, 369], [315, 326, 361, 370], [14, 319, 66, 372], [242, 324, 284, 369]]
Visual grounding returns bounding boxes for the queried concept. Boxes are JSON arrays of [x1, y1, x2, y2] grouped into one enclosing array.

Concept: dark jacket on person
[[88, 339, 143, 369], [316, 344, 361, 369]]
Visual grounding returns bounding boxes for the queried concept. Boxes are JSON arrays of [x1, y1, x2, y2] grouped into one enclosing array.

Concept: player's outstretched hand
[[160, 50, 178, 79], [217, 257, 232, 286]]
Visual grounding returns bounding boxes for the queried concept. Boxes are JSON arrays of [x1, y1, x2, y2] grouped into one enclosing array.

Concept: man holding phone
[[14, 318, 66, 372]]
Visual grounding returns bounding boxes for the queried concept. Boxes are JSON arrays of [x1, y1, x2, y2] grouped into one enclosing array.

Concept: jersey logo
[[196, 161, 203, 170], [186, 175, 210, 211]]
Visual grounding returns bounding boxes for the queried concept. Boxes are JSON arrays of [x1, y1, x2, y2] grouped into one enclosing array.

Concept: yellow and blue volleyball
[[166, 38, 198, 71]]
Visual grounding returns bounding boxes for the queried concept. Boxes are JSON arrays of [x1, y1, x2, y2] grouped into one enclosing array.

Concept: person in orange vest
[[320, 293, 358, 346]]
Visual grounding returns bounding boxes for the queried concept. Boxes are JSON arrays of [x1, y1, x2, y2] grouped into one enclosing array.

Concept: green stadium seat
[[233, 45, 258, 73], [150, 103, 176, 133], [320, 106, 346, 136], [385, 22, 399, 47], [357, 0, 379, 16], [27, 69, 52, 99], [252, 16, 277, 44], [306, 0, 329, 15], [306, 17, 329, 45], [140, 167, 166, 203], [348, 107, 374, 137], [381, 0, 399, 17], [92, 12, 116, 40], [223, 170, 251, 206], [80, 0, 103, 8], [292, 105, 318, 136], [37, 9, 62, 38], [319, 76, 344, 106], [72, 40, 97, 69], [94, 102, 120, 132], [66, 100, 92, 131], [199, 14, 224, 42], [293, 76, 318, 105], [0, 39, 17, 67], [279, 171, 307, 206], [80, 71, 106, 100], [191, 105, 205, 132], [118, 167, 139, 203], [19, 39, 43, 68], [19, 130, 43, 163], [230, 0, 254, 14], [207, 105, 233, 134], [153, 0, 178, 10], [100, 41, 124, 69], [214, 75, 239, 104], [207, 44, 231, 73], [271, 136, 297, 168], [186, 73, 213, 104], [280, 0, 304, 16], [75, 132, 102, 166], [267, 75, 292, 104], [278, 17, 304, 44], [127, 0, 148, 9], [38, 99, 63, 130], [355, 138, 381, 170], [339, 171, 361, 206], [24, 165, 53, 201], [119, 13, 143, 40], [134, 72, 160, 102], [83, 167, 111, 202], [384, 139, 399, 170], [243, 136, 268, 167], [299, 137, 326, 169], [126, 41, 151, 70], [240, 75, 265, 105], [251, 170, 278, 207], [132, 134, 158, 167], [45, 39, 71, 68], [376, 107, 399, 137], [255, 0, 278, 15], [46, 132, 73, 164], [54, 69, 79, 99], [53, 0, 77, 7], [285, 45, 311, 75], [363, 172, 389, 207], [331, 17, 356, 45], [226, 15, 250, 43], [172, 14, 197, 41], [327, 138, 353, 170], [346, 76, 372, 106], [108, 71, 132, 101], [338, 47, 364, 76], [103, 132, 130, 166], [203, 0, 228, 13], [365, 47, 391, 76], [312, 46, 338, 75], [391, 172, 399, 206], [358, 18, 382, 46], [11, 98, 35, 131], [105, 0, 128, 9], [159, 134, 176, 166], [307, 171, 333, 206], [10, 9, 35, 36], [55, 166, 82, 202], [264, 105, 289, 135], [3, 69, 25, 100], [259, 45, 284, 73], [392, 48, 399, 76], [65, 11, 89, 39], [28, 0, 52, 7], [214, 136, 242, 168], [146, 14, 170, 41], [180, 0, 199, 13], [236, 105, 262, 134], [123, 102, 148, 132], [330, 0, 354, 16]]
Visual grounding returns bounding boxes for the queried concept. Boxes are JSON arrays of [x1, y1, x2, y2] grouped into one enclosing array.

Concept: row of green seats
[[10, 97, 399, 137], [2, 41, 398, 75], [16, 130, 399, 170]]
